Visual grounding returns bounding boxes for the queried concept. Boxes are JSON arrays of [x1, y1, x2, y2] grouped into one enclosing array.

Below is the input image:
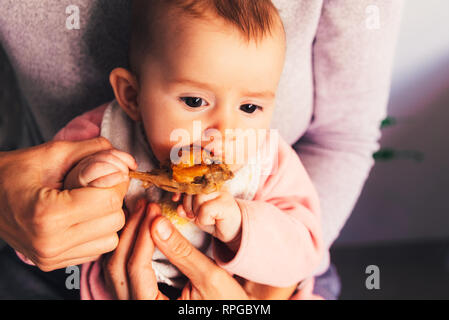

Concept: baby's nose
[[211, 106, 236, 131], [204, 126, 237, 143]]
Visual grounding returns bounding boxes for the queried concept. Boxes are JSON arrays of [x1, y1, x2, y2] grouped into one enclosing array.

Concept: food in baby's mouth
[[129, 146, 234, 194]]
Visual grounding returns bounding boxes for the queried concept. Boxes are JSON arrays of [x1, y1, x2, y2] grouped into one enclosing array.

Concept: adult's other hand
[[0, 137, 132, 271], [103, 199, 248, 300]]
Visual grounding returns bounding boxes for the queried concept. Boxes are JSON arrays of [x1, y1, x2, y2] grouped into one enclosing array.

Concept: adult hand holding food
[[103, 199, 249, 300], [0, 137, 136, 271]]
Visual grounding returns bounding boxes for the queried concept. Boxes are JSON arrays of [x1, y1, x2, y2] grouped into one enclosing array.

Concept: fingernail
[[156, 218, 173, 241]]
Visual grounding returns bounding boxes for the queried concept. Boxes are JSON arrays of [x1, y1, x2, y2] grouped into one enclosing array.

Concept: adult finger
[[63, 137, 113, 164], [36, 255, 102, 273], [42, 137, 113, 183], [37, 181, 129, 228], [32, 234, 119, 269], [127, 203, 167, 300], [150, 216, 218, 287], [82, 150, 135, 175], [60, 210, 126, 253], [103, 198, 147, 300]]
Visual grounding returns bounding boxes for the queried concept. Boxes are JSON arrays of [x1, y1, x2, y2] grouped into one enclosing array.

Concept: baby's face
[[136, 17, 286, 169]]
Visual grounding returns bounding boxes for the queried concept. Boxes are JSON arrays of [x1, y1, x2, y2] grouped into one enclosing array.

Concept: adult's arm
[[293, 0, 404, 273]]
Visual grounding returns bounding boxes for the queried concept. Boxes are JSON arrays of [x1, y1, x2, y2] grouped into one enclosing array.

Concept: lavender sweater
[[0, 0, 403, 275]]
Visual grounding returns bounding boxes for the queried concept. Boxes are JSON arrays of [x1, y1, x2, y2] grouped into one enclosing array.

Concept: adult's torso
[[0, 0, 322, 145]]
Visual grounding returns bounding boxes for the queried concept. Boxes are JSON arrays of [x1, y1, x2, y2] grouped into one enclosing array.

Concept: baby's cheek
[[141, 123, 173, 161], [223, 140, 252, 167]]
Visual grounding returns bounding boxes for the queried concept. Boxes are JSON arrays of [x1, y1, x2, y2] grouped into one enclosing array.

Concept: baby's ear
[[109, 68, 141, 121]]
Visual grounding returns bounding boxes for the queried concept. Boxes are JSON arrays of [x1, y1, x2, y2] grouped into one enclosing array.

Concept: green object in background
[[373, 148, 424, 162], [380, 116, 397, 129], [374, 116, 424, 162]]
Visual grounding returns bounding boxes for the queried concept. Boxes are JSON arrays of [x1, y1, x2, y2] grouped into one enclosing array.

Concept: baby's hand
[[64, 149, 137, 190], [173, 188, 242, 251]]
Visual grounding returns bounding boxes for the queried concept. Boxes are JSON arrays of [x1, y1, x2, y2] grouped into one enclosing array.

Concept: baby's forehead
[[163, 16, 282, 45], [136, 0, 285, 45], [130, 0, 285, 74]]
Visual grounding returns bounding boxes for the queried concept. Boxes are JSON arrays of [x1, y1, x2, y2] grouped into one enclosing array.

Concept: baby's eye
[[240, 104, 261, 114], [180, 97, 207, 108]]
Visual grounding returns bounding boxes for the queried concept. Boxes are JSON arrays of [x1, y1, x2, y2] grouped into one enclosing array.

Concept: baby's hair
[[129, 0, 284, 76]]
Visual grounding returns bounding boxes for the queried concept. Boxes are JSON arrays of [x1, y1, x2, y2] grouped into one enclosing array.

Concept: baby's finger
[[108, 149, 138, 171], [88, 172, 129, 188], [192, 191, 220, 217], [86, 150, 134, 174], [196, 201, 218, 228], [79, 161, 124, 187], [182, 194, 194, 218], [176, 204, 190, 220], [172, 192, 182, 202]]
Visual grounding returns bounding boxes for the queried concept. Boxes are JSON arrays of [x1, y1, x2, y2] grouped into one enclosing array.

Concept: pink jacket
[[22, 103, 324, 299]]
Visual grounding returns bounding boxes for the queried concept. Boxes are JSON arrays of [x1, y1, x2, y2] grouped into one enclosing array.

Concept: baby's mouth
[[129, 144, 234, 195], [175, 144, 223, 166]]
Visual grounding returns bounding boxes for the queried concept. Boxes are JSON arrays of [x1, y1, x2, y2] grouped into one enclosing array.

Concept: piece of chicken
[[129, 146, 234, 195]]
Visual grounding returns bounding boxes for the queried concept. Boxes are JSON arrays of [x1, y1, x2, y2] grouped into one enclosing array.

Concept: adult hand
[[103, 199, 249, 300], [0, 137, 131, 271], [153, 217, 297, 300]]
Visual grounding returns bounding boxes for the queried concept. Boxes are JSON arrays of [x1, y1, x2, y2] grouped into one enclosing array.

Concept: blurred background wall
[[0, 45, 23, 152], [335, 0, 449, 246]]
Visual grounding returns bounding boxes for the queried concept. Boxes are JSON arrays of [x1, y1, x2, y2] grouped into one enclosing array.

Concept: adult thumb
[[60, 137, 113, 168], [42, 137, 113, 184], [151, 216, 217, 286]]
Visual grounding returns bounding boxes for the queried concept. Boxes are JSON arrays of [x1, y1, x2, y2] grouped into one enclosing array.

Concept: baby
[[57, 0, 324, 299]]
